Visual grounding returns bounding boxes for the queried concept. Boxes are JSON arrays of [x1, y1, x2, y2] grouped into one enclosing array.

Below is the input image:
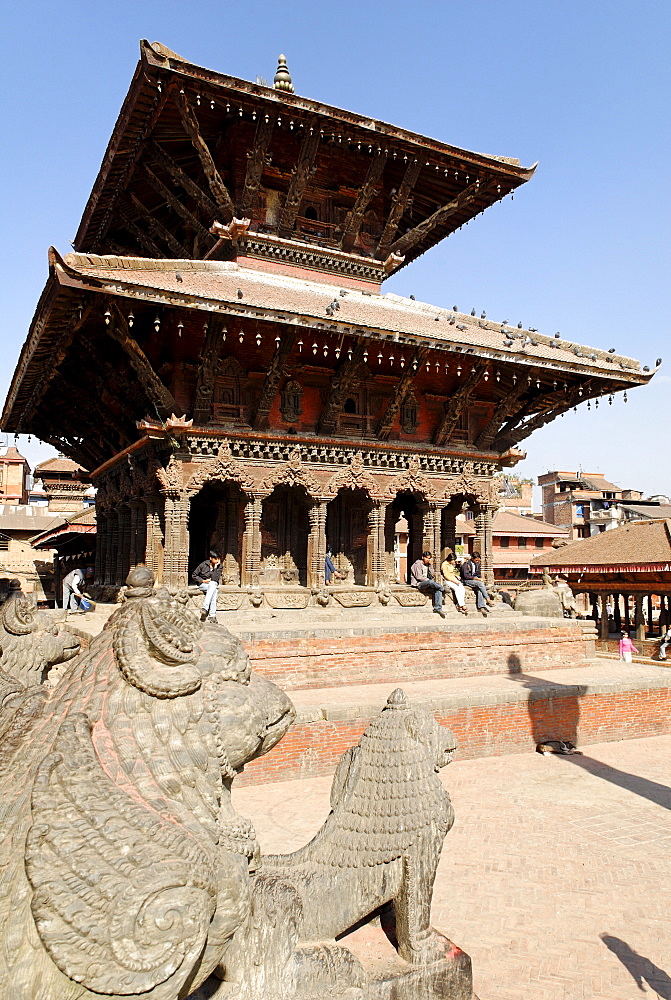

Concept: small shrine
[[1, 42, 654, 608]]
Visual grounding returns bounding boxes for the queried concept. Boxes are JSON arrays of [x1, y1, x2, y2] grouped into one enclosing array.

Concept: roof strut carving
[[239, 117, 274, 218], [117, 201, 166, 258], [142, 163, 216, 249], [147, 140, 218, 220], [252, 328, 297, 431], [494, 383, 592, 450], [390, 178, 497, 258], [127, 192, 190, 257], [339, 150, 387, 252], [317, 341, 367, 436], [376, 346, 428, 440], [108, 304, 179, 417], [433, 362, 487, 446], [475, 381, 527, 450], [172, 88, 235, 220], [376, 158, 422, 257], [278, 128, 321, 237], [192, 316, 226, 424]]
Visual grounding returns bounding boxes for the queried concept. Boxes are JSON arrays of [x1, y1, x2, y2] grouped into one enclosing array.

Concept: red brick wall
[[239, 686, 671, 785], [243, 625, 590, 690]]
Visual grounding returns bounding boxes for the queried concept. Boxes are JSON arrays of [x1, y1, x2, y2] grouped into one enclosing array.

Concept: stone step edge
[[292, 669, 671, 723]]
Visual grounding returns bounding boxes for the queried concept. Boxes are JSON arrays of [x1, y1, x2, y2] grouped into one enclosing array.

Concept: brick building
[[33, 457, 91, 513], [0, 505, 57, 603], [493, 474, 534, 515], [539, 471, 629, 539], [0, 447, 30, 505], [491, 509, 569, 584]]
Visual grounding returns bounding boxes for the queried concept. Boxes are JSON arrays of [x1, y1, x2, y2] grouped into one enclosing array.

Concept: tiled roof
[[492, 510, 569, 536], [35, 457, 88, 474], [30, 505, 96, 547], [531, 519, 671, 570], [0, 447, 28, 463], [56, 252, 647, 383], [621, 503, 671, 520]]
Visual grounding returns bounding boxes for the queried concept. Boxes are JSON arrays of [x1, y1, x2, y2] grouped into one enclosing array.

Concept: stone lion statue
[[0, 589, 80, 686], [0, 569, 295, 1000], [218, 689, 464, 999]]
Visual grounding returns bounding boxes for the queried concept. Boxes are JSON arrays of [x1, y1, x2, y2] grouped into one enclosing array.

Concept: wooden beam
[[376, 158, 422, 257], [495, 384, 590, 450], [147, 139, 218, 220], [433, 363, 487, 446], [108, 305, 179, 417], [376, 346, 428, 440], [192, 316, 226, 423], [390, 178, 496, 258], [317, 342, 367, 436], [78, 333, 148, 418], [475, 381, 527, 450], [339, 151, 386, 252], [239, 117, 274, 218], [39, 432, 103, 471], [55, 369, 132, 451], [252, 328, 297, 431], [278, 128, 321, 237], [172, 89, 235, 219], [127, 193, 190, 257], [142, 162, 216, 248], [117, 200, 166, 257]]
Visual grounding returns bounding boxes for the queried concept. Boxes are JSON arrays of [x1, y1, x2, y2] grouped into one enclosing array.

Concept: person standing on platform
[[192, 549, 222, 624], [440, 552, 468, 615], [460, 553, 494, 617], [410, 550, 447, 619], [619, 631, 638, 663]]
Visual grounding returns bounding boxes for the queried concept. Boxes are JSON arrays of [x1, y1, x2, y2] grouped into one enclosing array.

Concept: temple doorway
[[260, 484, 311, 586], [189, 481, 245, 584], [385, 491, 424, 584], [326, 487, 373, 585]]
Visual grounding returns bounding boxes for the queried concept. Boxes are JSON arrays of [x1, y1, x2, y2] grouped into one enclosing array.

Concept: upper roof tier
[[74, 40, 536, 277]]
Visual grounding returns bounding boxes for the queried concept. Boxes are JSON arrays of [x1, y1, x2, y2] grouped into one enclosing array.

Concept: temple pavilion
[[1, 42, 655, 609]]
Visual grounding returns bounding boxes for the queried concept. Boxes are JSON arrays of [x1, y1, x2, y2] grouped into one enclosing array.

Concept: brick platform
[[239, 659, 671, 785], [232, 615, 595, 690]]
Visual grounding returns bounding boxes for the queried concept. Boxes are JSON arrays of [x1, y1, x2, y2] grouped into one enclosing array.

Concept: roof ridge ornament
[[273, 54, 294, 94]]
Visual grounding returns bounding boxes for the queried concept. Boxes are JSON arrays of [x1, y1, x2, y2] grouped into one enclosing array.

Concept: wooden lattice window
[[0, 534, 9, 551]]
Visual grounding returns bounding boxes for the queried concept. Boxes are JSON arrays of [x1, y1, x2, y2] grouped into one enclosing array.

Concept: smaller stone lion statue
[[0, 590, 80, 687], [218, 689, 464, 999]]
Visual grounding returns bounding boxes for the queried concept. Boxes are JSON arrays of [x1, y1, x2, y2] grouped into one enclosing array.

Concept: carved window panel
[[280, 380, 303, 424], [213, 356, 248, 424], [400, 392, 419, 435]]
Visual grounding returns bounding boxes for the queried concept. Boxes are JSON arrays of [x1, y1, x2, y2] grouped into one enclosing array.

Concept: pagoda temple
[[1, 41, 655, 607]]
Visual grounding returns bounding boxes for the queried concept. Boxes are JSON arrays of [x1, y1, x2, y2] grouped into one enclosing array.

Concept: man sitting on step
[[460, 552, 495, 617], [410, 550, 447, 619]]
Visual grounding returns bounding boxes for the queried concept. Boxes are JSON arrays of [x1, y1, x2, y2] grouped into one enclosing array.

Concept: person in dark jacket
[[460, 553, 494, 617], [410, 550, 447, 618], [192, 549, 222, 623]]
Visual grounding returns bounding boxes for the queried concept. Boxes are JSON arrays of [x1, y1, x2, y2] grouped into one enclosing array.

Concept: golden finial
[[273, 54, 294, 94]]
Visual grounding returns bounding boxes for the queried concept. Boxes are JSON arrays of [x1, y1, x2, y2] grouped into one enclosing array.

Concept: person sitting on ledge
[[460, 552, 495, 617], [192, 549, 222, 624], [410, 550, 447, 619], [440, 552, 468, 615]]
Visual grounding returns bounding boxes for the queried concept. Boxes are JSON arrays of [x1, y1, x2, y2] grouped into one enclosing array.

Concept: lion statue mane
[[0, 572, 295, 1000], [0, 591, 80, 687]]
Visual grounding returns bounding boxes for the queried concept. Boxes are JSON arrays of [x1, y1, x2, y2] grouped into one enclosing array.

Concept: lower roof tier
[[1, 251, 654, 473]]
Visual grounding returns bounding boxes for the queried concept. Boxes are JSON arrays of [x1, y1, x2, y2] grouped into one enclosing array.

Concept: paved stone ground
[[233, 734, 671, 1000]]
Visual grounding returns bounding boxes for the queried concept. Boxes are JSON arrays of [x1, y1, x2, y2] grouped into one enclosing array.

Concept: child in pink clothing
[[619, 632, 638, 663]]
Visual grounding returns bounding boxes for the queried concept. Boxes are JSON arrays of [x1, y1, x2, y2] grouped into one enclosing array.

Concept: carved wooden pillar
[[613, 593, 621, 633], [420, 503, 433, 554], [241, 498, 262, 587], [94, 507, 107, 586], [441, 507, 457, 562], [162, 492, 190, 589], [367, 502, 387, 587], [634, 595, 645, 643], [307, 501, 327, 590], [115, 506, 129, 585], [145, 494, 164, 580], [475, 506, 495, 589], [106, 508, 118, 586], [128, 500, 142, 570], [599, 594, 610, 640]]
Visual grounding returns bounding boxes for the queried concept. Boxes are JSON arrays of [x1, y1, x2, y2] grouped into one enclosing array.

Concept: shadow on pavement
[[601, 935, 671, 997], [562, 754, 671, 811], [506, 653, 582, 747]]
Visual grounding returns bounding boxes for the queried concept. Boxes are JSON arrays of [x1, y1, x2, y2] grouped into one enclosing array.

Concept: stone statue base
[[339, 923, 473, 1000]]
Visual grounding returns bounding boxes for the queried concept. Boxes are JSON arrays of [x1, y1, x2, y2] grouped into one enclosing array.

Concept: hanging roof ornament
[[273, 54, 294, 94]]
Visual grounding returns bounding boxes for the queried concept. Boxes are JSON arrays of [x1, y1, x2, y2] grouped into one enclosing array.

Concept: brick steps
[[239, 658, 671, 785]]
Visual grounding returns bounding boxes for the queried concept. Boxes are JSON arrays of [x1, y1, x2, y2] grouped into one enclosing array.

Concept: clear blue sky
[[2, 0, 669, 498]]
